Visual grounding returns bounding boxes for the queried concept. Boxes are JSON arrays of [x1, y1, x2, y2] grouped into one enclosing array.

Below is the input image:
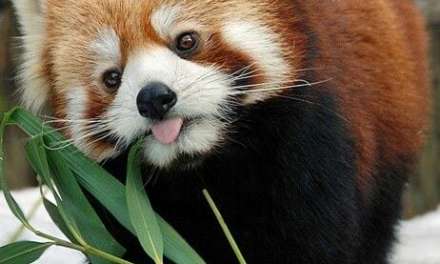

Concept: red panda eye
[[102, 69, 122, 92], [176, 32, 200, 55]]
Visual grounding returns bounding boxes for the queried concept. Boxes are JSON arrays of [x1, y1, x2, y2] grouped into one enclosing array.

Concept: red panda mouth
[[148, 116, 205, 145], [151, 117, 184, 145]]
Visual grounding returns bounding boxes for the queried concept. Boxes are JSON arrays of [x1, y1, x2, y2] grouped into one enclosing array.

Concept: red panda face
[[13, 0, 300, 167]]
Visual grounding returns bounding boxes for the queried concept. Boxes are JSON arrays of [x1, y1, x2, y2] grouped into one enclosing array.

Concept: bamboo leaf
[[156, 215, 205, 264], [25, 133, 125, 263], [25, 136, 84, 245], [3, 107, 206, 264], [54, 149, 206, 264], [42, 199, 79, 244], [0, 241, 53, 264], [0, 112, 32, 229], [8, 108, 138, 230], [25, 136, 59, 198], [45, 147, 125, 264], [126, 140, 163, 264]]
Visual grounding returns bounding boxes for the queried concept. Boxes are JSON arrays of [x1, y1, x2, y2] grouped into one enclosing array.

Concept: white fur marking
[[90, 28, 121, 62], [151, 5, 182, 39], [222, 21, 290, 103], [12, 0, 49, 113], [107, 47, 230, 167], [65, 87, 87, 151], [12, 0, 45, 36], [177, 119, 223, 154], [65, 86, 115, 161]]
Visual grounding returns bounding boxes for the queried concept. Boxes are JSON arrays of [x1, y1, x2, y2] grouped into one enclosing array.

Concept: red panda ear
[[12, 0, 46, 36]]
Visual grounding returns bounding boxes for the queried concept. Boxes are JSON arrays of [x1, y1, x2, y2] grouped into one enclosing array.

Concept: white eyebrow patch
[[90, 27, 121, 62], [151, 4, 182, 38]]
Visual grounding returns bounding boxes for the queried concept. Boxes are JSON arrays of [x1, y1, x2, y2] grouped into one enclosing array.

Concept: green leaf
[[0, 112, 32, 229], [25, 133, 125, 263], [156, 215, 205, 264], [126, 140, 163, 264], [62, 155, 207, 263], [26, 136, 83, 246], [7, 108, 135, 231], [45, 147, 125, 264], [0, 241, 53, 264], [25, 136, 59, 199], [43, 199, 79, 244], [3, 107, 206, 264]]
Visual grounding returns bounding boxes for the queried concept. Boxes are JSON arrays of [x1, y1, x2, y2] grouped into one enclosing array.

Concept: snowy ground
[[391, 209, 440, 264], [1, 188, 440, 264], [0, 189, 86, 264]]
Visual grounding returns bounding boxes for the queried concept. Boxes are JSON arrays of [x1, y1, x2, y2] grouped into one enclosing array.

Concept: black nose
[[137, 82, 177, 120]]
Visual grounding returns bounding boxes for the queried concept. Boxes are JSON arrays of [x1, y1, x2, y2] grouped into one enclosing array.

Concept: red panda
[[12, 0, 429, 263]]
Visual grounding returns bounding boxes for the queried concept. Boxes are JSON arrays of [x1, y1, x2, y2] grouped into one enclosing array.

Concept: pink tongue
[[151, 118, 184, 145]]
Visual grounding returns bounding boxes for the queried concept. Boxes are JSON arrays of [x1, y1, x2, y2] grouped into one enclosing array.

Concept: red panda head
[[13, 0, 302, 167]]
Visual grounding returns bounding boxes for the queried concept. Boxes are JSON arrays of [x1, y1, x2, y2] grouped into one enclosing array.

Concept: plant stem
[[202, 189, 247, 264], [34, 230, 134, 264], [34, 230, 83, 251], [86, 246, 134, 264], [8, 189, 47, 243]]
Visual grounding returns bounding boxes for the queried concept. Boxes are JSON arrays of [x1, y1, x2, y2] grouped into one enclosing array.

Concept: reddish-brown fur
[[39, 0, 429, 191], [284, 0, 430, 193]]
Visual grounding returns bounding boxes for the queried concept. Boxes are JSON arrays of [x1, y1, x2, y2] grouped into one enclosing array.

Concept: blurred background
[[0, 0, 439, 219]]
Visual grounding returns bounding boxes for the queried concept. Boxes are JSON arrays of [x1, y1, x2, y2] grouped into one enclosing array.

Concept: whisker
[[232, 79, 311, 90], [44, 120, 117, 150], [276, 94, 349, 123], [179, 64, 259, 100], [229, 79, 332, 95]]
